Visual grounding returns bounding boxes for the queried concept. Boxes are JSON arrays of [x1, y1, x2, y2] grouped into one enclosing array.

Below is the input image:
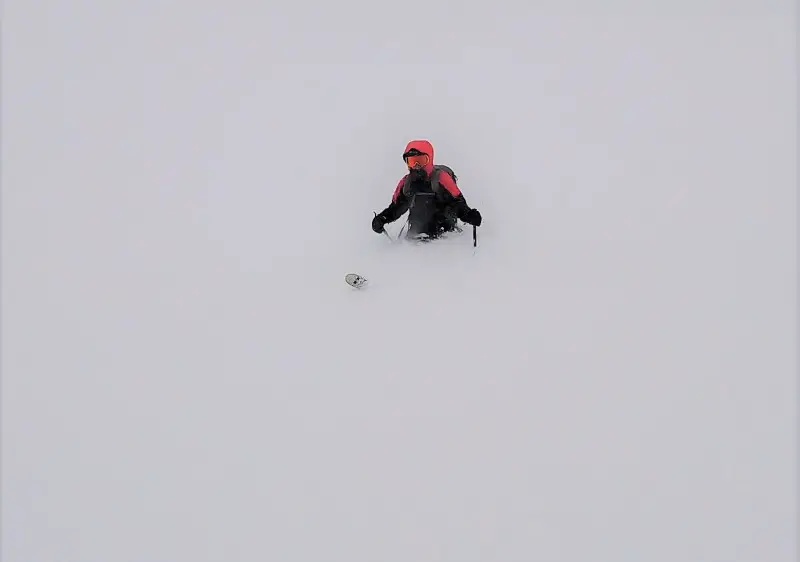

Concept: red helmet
[[402, 139, 435, 173]]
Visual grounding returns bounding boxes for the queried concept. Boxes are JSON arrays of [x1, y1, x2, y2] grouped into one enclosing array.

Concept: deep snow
[[2, 2, 797, 561]]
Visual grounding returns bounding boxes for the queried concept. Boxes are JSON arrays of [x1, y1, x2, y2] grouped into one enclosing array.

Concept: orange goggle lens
[[405, 154, 429, 168]]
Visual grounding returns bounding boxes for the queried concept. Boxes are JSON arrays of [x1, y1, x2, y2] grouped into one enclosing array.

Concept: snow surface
[[2, 2, 797, 561]]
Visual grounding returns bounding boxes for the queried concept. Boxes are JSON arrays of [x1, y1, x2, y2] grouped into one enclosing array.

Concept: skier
[[371, 139, 482, 240]]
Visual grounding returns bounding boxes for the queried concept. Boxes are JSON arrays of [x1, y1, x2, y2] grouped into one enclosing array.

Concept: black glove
[[463, 208, 482, 227], [372, 213, 388, 233]]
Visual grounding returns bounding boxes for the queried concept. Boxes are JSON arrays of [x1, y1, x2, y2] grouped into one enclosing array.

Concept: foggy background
[[2, 1, 796, 561]]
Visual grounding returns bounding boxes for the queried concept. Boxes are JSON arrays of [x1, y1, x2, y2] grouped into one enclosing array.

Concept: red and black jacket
[[378, 140, 472, 223]]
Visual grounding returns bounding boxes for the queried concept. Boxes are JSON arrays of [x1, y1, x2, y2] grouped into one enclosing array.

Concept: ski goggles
[[405, 153, 430, 168]]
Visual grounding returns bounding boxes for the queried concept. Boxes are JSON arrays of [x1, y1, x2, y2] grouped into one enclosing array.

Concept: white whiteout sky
[[2, 1, 796, 561]]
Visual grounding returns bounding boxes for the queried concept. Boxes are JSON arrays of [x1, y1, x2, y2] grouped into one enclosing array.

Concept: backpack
[[431, 165, 458, 190]]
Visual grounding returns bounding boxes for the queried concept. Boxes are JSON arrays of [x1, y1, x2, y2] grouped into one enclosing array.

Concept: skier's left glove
[[463, 208, 482, 227]]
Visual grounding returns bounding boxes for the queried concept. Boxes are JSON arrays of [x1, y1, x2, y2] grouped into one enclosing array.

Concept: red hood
[[403, 139, 435, 175]]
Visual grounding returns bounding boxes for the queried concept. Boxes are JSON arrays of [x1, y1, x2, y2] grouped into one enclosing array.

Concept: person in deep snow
[[371, 140, 483, 239]]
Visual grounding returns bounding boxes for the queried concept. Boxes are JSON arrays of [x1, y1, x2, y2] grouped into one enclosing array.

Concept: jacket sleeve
[[379, 177, 410, 223], [438, 171, 473, 220]]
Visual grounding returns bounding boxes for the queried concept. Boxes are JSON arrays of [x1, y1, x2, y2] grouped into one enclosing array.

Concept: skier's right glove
[[372, 213, 388, 233]]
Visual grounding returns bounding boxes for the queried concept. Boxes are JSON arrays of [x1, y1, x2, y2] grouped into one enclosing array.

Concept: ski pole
[[473, 225, 477, 247]]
